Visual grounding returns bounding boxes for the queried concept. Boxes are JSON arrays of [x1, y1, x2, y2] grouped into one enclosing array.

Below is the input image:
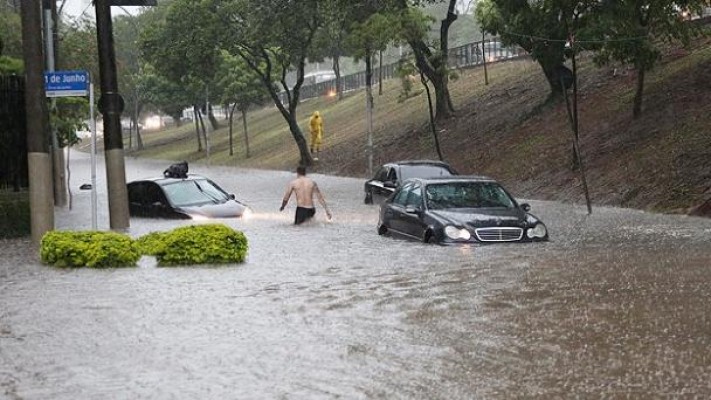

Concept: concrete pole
[[43, 0, 68, 208], [21, 0, 54, 244], [95, 0, 130, 230]]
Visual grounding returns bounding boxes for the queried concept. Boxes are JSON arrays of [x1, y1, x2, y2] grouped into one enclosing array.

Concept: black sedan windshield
[[400, 165, 452, 181], [425, 182, 515, 210], [162, 179, 229, 207]]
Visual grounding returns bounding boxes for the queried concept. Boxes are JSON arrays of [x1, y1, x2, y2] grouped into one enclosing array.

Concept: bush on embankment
[[41, 224, 249, 268]]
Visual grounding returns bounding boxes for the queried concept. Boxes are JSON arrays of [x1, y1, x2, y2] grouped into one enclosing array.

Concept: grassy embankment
[[124, 34, 711, 214]]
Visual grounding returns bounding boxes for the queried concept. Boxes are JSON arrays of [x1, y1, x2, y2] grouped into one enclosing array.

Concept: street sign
[[44, 70, 90, 98]]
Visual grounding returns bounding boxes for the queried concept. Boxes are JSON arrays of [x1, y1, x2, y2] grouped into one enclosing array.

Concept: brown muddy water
[[1, 153, 710, 399]]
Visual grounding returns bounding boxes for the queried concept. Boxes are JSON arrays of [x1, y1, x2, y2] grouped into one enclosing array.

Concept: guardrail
[[287, 38, 526, 103]]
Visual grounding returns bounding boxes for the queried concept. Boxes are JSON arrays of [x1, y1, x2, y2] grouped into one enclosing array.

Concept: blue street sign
[[45, 70, 90, 97]]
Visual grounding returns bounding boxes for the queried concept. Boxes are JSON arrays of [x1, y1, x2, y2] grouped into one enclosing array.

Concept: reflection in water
[[1, 153, 710, 399]]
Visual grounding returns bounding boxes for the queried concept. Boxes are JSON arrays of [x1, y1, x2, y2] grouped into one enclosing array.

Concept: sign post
[[45, 70, 98, 229]]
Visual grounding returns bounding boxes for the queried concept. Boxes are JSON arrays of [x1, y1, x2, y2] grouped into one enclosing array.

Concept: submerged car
[[127, 175, 250, 220], [364, 160, 457, 205], [377, 176, 548, 244]]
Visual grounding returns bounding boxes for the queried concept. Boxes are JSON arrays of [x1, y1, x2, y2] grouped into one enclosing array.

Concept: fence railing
[[286, 38, 526, 103]]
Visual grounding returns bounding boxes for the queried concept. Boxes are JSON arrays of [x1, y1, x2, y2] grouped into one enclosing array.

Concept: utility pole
[[43, 0, 68, 208], [95, 0, 130, 230], [21, 0, 54, 244]]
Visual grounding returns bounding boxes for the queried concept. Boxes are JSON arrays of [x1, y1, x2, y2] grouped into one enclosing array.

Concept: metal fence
[[288, 38, 526, 103], [0, 74, 30, 238], [0, 75, 29, 191]]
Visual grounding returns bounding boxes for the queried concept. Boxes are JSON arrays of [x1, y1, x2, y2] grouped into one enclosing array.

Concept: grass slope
[[126, 35, 711, 214]]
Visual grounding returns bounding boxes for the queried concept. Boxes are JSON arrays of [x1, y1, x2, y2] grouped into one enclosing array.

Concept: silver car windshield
[[162, 179, 229, 207], [425, 182, 515, 210]]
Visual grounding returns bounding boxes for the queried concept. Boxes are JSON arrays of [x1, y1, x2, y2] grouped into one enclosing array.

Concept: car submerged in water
[[127, 175, 250, 220], [364, 160, 457, 205], [377, 176, 548, 244]]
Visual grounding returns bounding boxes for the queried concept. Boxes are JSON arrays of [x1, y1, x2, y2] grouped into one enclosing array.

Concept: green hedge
[[143, 224, 248, 266], [40, 231, 141, 268], [0, 190, 31, 239], [41, 224, 249, 268]]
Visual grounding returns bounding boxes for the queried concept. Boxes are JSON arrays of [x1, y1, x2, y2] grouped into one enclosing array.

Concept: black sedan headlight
[[526, 223, 547, 239], [444, 225, 471, 240]]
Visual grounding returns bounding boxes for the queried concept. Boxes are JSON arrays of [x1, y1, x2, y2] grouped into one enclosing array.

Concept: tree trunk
[[409, 40, 453, 121], [633, 66, 645, 119], [228, 103, 237, 156], [378, 50, 383, 96], [207, 103, 219, 130], [197, 109, 208, 148], [421, 72, 443, 161], [438, 0, 457, 114], [193, 105, 203, 152], [541, 61, 566, 99], [431, 74, 453, 121], [136, 122, 143, 150], [172, 112, 182, 127], [135, 103, 144, 150], [333, 54, 343, 100], [242, 108, 250, 158], [365, 51, 374, 176]]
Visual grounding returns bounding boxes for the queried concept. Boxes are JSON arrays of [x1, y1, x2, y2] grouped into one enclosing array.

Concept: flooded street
[[2, 153, 711, 399]]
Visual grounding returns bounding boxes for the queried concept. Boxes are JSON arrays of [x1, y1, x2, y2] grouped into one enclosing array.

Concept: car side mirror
[[228, 193, 236, 200], [384, 181, 397, 189], [405, 206, 422, 215], [520, 203, 531, 212]]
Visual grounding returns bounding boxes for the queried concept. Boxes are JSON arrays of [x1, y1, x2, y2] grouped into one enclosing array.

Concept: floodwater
[[2, 152, 710, 399]]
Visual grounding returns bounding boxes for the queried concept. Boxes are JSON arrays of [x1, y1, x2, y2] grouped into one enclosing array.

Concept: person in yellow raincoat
[[309, 111, 324, 160]]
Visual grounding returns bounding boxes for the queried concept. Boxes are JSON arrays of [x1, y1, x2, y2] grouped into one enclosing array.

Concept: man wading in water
[[280, 166, 332, 225]]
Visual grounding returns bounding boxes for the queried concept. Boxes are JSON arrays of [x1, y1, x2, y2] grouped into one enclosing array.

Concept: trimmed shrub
[[40, 231, 140, 268], [134, 231, 168, 256], [142, 224, 248, 266]]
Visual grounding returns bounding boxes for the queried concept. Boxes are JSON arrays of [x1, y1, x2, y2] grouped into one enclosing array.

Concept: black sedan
[[127, 175, 250, 220], [377, 176, 548, 244], [364, 160, 456, 205]]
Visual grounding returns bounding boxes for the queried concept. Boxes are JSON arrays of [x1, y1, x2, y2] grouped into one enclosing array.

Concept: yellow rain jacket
[[309, 111, 324, 146]]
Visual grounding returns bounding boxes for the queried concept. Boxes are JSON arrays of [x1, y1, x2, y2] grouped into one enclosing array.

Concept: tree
[[476, 0, 591, 98], [137, 66, 195, 147], [593, 0, 705, 118], [216, 0, 324, 166], [394, 0, 460, 120], [346, 9, 400, 174], [215, 51, 269, 158], [57, 16, 100, 81], [114, 14, 146, 149], [0, 3, 22, 59], [310, 0, 352, 100], [140, 0, 222, 132]]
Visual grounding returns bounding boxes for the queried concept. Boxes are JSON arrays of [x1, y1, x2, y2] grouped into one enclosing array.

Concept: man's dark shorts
[[294, 207, 316, 225]]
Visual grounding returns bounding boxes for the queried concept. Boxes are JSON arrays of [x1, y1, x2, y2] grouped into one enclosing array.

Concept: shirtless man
[[280, 166, 332, 225]]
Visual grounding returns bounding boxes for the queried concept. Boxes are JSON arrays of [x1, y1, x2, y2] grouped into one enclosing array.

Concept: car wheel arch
[[423, 228, 437, 244], [377, 224, 388, 235]]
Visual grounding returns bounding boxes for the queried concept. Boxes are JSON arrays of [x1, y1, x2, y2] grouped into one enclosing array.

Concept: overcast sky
[[60, 0, 141, 19]]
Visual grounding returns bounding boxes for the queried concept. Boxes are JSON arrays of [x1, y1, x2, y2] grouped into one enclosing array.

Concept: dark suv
[[364, 160, 457, 204]]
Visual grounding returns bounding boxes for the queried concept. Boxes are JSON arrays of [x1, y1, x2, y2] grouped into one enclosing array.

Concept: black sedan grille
[[474, 227, 523, 242]]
